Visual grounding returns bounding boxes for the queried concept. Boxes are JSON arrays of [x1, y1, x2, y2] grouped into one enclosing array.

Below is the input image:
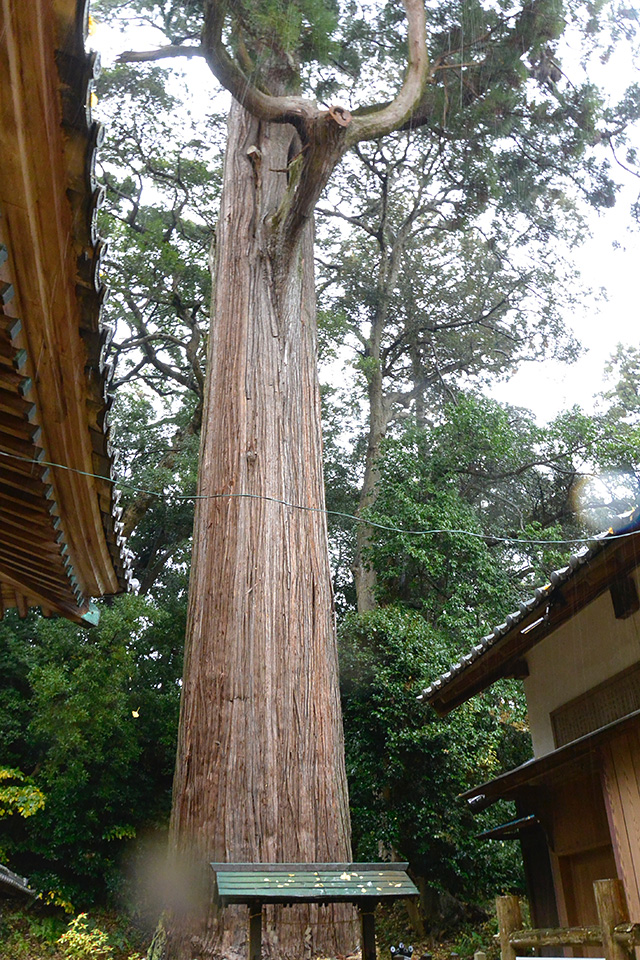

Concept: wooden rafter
[[0, 0, 130, 623]]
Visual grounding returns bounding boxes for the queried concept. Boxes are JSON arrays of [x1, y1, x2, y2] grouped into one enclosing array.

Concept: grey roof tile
[[421, 508, 640, 704]]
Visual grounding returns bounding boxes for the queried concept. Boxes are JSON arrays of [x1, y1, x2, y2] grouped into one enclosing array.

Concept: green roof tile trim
[[80, 601, 100, 626]]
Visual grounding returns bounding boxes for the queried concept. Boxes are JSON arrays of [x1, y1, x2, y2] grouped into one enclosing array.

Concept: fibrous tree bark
[[167, 101, 354, 960], [134, 3, 430, 957]]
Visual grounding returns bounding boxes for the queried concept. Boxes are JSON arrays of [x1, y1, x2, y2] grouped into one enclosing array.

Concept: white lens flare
[[572, 471, 639, 532]]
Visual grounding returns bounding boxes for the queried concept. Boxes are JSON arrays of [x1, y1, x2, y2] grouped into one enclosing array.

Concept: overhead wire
[[1, 447, 639, 548]]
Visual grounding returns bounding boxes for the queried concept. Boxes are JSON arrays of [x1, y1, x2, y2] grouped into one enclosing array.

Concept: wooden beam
[[0, 463, 51, 495], [601, 733, 640, 919], [0, 496, 59, 534], [0, 524, 65, 559], [508, 926, 603, 948], [594, 879, 629, 960], [14, 590, 28, 619], [496, 896, 522, 960], [0, 562, 84, 622], [0, 508, 62, 539], [610, 576, 640, 620], [359, 904, 377, 960], [0, 389, 37, 420], [0, 409, 41, 441], [0, 549, 73, 593], [248, 901, 262, 960], [0, 431, 44, 459]]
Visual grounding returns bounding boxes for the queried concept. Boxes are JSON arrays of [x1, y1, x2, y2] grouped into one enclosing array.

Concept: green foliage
[[365, 454, 513, 633], [321, 385, 363, 613], [0, 905, 145, 960], [601, 344, 640, 424], [0, 906, 66, 960], [96, 61, 221, 408], [0, 594, 184, 907], [232, 0, 340, 65], [348, 391, 640, 613], [339, 607, 529, 901], [0, 767, 45, 821], [57, 914, 114, 960], [110, 388, 199, 593], [54, 912, 145, 960], [317, 130, 588, 436], [321, 367, 640, 613], [91, 61, 220, 591]]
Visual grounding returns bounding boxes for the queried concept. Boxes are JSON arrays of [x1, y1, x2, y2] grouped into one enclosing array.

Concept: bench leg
[[359, 905, 377, 960], [249, 901, 262, 960]]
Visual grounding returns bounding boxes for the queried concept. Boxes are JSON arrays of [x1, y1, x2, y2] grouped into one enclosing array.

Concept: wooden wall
[[601, 729, 640, 921], [524, 573, 640, 757], [546, 771, 618, 932]]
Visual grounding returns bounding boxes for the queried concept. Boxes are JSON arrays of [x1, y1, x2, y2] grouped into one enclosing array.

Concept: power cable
[[0, 448, 638, 547]]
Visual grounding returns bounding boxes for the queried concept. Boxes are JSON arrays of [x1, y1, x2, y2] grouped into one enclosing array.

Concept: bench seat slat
[[218, 892, 416, 903], [218, 876, 416, 890], [217, 888, 417, 894], [210, 862, 409, 872], [215, 873, 414, 884]]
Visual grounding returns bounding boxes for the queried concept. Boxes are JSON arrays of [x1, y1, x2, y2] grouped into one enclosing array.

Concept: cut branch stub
[[200, 0, 428, 144], [328, 106, 352, 128]]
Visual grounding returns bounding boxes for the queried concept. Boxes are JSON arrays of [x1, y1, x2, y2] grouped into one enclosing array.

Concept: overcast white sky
[[491, 195, 640, 421], [491, 25, 640, 423]]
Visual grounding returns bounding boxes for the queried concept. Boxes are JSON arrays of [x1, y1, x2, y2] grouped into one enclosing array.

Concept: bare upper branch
[[346, 0, 430, 146], [117, 44, 206, 63]]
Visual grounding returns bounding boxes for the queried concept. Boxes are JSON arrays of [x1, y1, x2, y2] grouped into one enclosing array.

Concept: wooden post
[[248, 900, 262, 960], [595, 879, 630, 960], [359, 903, 377, 960], [496, 895, 522, 960]]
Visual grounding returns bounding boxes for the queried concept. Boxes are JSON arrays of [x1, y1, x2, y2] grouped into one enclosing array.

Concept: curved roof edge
[[420, 508, 640, 715], [0, 0, 132, 622]]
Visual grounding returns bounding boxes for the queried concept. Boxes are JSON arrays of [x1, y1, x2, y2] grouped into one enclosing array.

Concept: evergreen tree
[[92, 1, 640, 955]]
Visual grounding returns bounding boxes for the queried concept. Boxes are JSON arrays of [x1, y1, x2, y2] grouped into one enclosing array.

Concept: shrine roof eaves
[[420, 508, 640, 716], [0, 0, 132, 622]]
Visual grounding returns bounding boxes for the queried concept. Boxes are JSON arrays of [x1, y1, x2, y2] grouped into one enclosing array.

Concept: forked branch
[[122, 0, 429, 141], [200, 0, 318, 128], [346, 0, 429, 145]]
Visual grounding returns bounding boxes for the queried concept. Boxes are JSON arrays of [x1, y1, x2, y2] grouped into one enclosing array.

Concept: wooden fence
[[497, 880, 640, 960]]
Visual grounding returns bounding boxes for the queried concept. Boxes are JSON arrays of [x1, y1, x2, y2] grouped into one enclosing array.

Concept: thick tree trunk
[[166, 100, 355, 960], [354, 366, 390, 613]]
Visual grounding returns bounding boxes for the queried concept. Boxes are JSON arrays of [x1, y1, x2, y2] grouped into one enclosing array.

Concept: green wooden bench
[[211, 862, 419, 960]]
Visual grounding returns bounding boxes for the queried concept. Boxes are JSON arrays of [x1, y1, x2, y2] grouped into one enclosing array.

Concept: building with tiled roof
[[422, 509, 640, 933], [0, 862, 33, 899], [0, 0, 130, 623]]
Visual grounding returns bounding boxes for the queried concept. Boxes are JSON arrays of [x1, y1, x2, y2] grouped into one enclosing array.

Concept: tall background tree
[[316, 136, 586, 610]]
